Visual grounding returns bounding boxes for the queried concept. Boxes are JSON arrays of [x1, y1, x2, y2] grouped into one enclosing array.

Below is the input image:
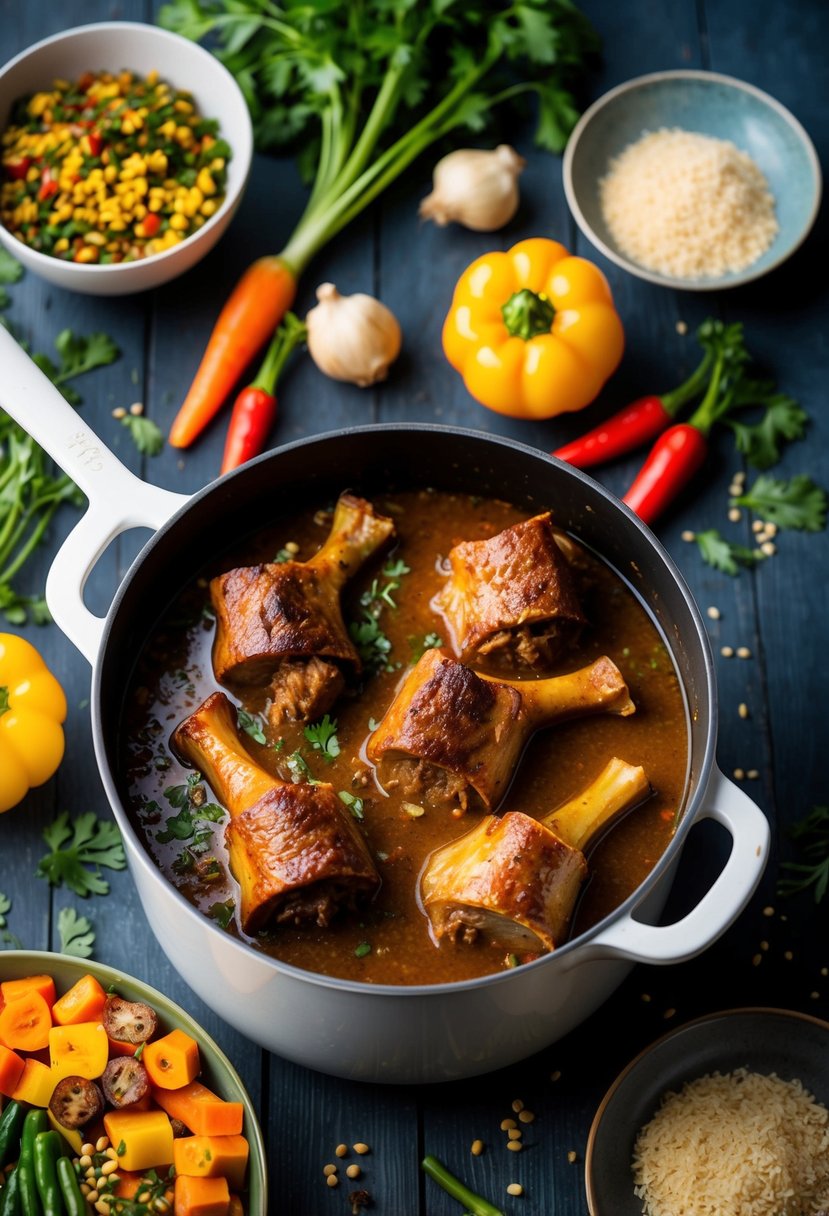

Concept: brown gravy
[[122, 490, 688, 985]]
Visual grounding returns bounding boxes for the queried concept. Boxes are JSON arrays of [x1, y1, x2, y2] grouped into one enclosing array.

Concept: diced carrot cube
[[51, 974, 106, 1025], [144, 1028, 201, 1089], [173, 1134, 249, 1190], [174, 1174, 230, 1216], [1, 975, 56, 1008], [152, 1082, 243, 1137]]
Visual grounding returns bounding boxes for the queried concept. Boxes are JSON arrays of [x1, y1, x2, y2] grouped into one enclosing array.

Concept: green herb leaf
[[208, 899, 235, 930], [0, 891, 10, 928], [37, 812, 126, 897], [57, 906, 95, 958], [355, 941, 372, 958], [121, 413, 164, 456], [304, 714, 340, 761], [777, 806, 829, 903], [693, 530, 766, 576], [733, 475, 827, 532], [408, 632, 443, 662], [285, 750, 322, 785], [338, 790, 365, 821], [0, 248, 23, 285], [237, 708, 267, 745], [727, 390, 809, 470]]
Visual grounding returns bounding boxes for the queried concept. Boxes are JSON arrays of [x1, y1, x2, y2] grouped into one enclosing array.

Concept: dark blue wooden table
[[2, 1, 828, 1213]]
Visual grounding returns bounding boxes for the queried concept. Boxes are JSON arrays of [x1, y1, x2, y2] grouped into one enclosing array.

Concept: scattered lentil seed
[[784, 951, 793, 961], [738, 703, 749, 719], [101, 1160, 118, 1176], [765, 522, 777, 537], [752, 953, 762, 966], [721, 646, 734, 657], [327, 1175, 339, 1189], [518, 1110, 535, 1124], [511, 1099, 524, 1113], [733, 768, 745, 780], [471, 1139, 484, 1156], [507, 1141, 523, 1153], [111, 407, 126, 419], [761, 541, 777, 556], [323, 1165, 338, 1177], [501, 1119, 517, 1131], [346, 1165, 362, 1180], [353, 1143, 370, 1156], [706, 606, 721, 620], [736, 646, 752, 658], [82, 1144, 95, 1157], [507, 1183, 524, 1197], [508, 1129, 523, 1141], [728, 508, 742, 522], [663, 1007, 676, 1019], [96, 1138, 109, 1154], [761, 940, 769, 951], [79, 1155, 93, 1169], [763, 906, 775, 917], [676, 320, 688, 335], [641, 993, 651, 1002], [105, 1148, 119, 1161], [747, 769, 759, 779], [821, 968, 828, 977], [728, 483, 743, 497], [129, 402, 144, 415], [811, 991, 821, 1000], [335, 1144, 348, 1158], [752, 519, 764, 533], [87, 1191, 99, 1204], [681, 530, 695, 542], [567, 1151, 578, 1164], [550, 1070, 561, 1082]]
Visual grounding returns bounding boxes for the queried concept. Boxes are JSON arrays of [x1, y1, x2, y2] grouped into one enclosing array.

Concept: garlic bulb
[[419, 145, 526, 231], [305, 283, 402, 387]]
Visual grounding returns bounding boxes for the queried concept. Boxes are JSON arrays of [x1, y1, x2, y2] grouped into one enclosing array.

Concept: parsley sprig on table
[[37, 811, 127, 897], [57, 906, 96, 958], [777, 805, 829, 904]]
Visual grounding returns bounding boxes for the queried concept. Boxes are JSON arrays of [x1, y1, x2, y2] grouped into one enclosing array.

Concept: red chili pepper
[[220, 386, 278, 475], [38, 168, 58, 201], [141, 213, 162, 238], [553, 396, 673, 468], [87, 131, 104, 157], [4, 157, 31, 181], [219, 312, 307, 475], [621, 424, 709, 525]]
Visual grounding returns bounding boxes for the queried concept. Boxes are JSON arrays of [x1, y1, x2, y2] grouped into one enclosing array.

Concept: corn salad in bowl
[[0, 22, 252, 294]]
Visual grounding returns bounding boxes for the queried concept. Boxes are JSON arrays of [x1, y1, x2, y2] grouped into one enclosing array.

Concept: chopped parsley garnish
[[693, 530, 766, 576], [274, 546, 294, 563], [0, 890, 20, 948], [120, 412, 164, 456], [57, 906, 95, 958], [409, 631, 443, 662], [338, 790, 365, 821], [355, 941, 372, 958], [732, 474, 826, 532], [349, 612, 393, 672], [37, 812, 126, 897], [285, 750, 322, 785], [163, 771, 205, 809], [209, 900, 235, 930], [304, 714, 340, 762], [237, 708, 267, 745]]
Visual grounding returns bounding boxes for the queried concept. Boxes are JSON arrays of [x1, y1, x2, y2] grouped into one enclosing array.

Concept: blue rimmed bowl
[[563, 69, 822, 291]]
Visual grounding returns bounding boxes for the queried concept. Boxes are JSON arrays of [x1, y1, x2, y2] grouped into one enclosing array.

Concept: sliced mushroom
[[103, 995, 158, 1045], [101, 1056, 150, 1108], [50, 1075, 105, 1128]]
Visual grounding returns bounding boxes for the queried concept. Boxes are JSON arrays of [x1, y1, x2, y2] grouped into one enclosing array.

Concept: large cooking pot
[[1, 329, 769, 1084]]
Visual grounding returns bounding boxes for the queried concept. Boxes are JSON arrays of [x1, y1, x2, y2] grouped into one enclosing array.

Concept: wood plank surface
[[1, 0, 828, 1212]]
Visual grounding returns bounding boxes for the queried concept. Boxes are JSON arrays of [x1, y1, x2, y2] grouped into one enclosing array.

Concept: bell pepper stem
[[422, 1155, 505, 1216], [501, 288, 555, 340]]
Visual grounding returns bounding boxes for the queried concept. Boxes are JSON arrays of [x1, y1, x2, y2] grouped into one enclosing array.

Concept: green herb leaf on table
[[727, 387, 809, 470], [694, 530, 766, 577], [0, 890, 22, 949], [777, 806, 829, 903], [57, 906, 96, 958], [37, 811, 126, 897], [0, 248, 23, 286], [732, 475, 827, 532], [304, 714, 340, 761], [121, 413, 164, 456], [32, 329, 120, 404]]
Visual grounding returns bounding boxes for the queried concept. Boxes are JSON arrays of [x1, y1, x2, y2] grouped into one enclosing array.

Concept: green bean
[[32, 1131, 65, 1216], [0, 1165, 22, 1216], [53, 1161, 83, 1216]]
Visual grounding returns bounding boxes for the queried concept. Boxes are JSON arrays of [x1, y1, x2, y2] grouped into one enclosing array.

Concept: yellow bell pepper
[[49, 1021, 109, 1082], [442, 237, 624, 419], [0, 633, 66, 813], [103, 1109, 175, 1172]]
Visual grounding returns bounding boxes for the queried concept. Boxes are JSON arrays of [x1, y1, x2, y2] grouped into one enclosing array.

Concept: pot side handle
[[0, 325, 189, 664], [582, 768, 769, 965]]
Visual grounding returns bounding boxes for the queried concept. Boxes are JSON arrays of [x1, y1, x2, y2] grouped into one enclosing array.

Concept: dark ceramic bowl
[[585, 1006, 829, 1215]]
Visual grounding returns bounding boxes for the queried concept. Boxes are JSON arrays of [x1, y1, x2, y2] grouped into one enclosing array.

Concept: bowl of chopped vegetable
[[585, 1007, 829, 1216], [0, 951, 267, 1213], [562, 70, 822, 290], [0, 21, 253, 294]]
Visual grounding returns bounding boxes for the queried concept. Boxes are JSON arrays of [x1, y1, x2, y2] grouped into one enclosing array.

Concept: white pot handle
[[0, 326, 189, 664], [582, 767, 769, 964]]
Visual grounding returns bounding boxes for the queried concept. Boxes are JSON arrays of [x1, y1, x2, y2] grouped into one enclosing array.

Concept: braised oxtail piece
[[432, 512, 586, 671], [172, 691, 380, 934], [211, 492, 395, 723], [367, 649, 635, 815], [421, 757, 651, 953]]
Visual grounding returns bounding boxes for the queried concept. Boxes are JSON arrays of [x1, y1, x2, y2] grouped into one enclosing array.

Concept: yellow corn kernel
[[173, 99, 194, 114], [146, 69, 159, 85], [196, 168, 217, 196], [108, 219, 127, 232], [103, 165, 117, 183], [175, 125, 194, 148], [133, 203, 147, 221], [55, 203, 73, 223], [147, 151, 168, 176], [159, 121, 177, 140], [210, 158, 226, 172], [132, 177, 148, 197], [74, 245, 99, 264], [168, 212, 189, 231], [26, 166, 39, 184], [121, 119, 135, 136], [200, 198, 218, 217], [53, 238, 70, 253], [120, 191, 136, 211], [172, 198, 187, 215], [85, 231, 106, 246], [28, 93, 53, 118], [147, 197, 163, 212]]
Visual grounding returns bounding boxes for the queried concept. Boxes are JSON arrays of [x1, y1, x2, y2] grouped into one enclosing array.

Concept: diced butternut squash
[[0, 1043, 25, 1096], [107, 1035, 140, 1058], [51, 974, 106, 1026], [144, 1028, 201, 1089], [48, 1108, 87, 1155], [152, 1082, 243, 1137], [174, 1174, 230, 1216], [228, 1197, 244, 1216], [11, 1056, 54, 1106], [113, 1171, 144, 1200], [49, 1021, 109, 1081], [103, 1109, 175, 1173], [173, 1134, 249, 1190], [1, 974, 56, 1008], [0, 989, 52, 1051]]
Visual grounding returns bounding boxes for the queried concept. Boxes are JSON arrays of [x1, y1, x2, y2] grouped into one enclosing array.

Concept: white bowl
[[0, 21, 253, 295]]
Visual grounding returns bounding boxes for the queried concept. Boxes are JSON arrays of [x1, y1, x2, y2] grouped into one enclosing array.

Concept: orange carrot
[[168, 256, 297, 449], [0, 1043, 25, 1096], [0, 989, 52, 1051], [144, 1028, 201, 1090], [173, 1134, 249, 1190], [174, 1174, 230, 1216], [51, 974, 106, 1026], [152, 1081, 243, 1137], [1, 974, 56, 1008]]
